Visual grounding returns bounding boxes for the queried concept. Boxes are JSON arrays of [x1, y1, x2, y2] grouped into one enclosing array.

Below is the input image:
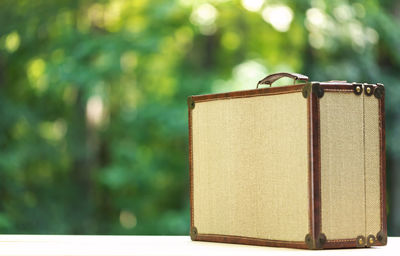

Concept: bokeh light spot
[[5, 31, 20, 53], [262, 5, 293, 32], [120, 51, 138, 73], [86, 95, 105, 127], [120, 210, 137, 229], [306, 8, 327, 29], [221, 32, 240, 50], [241, 0, 264, 12], [309, 32, 325, 49], [27, 58, 48, 92], [39, 119, 67, 142], [190, 3, 218, 35], [366, 27, 379, 44]]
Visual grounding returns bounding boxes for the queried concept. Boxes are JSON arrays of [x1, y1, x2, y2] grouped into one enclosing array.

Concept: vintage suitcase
[[187, 72, 386, 249]]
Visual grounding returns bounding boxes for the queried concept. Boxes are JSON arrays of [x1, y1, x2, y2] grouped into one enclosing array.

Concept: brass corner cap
[[305, 233, 326, 249], [190, 227, 198, 240], [317, 233, 327, 248], [305, 234, 313, 249], [187, 97, 195, 109], [302, 82, 323, 99], [374, 84, 384, 99], [376, 230, 387, 245], [312, 83, 324, 98], [302, 84, 310, 98]]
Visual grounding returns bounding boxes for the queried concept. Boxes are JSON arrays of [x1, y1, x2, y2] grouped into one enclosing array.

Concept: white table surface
[[0, 235, 397, 256]]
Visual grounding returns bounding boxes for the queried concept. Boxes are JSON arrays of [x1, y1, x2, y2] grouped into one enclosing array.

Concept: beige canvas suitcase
[[187, 72, 387, 249]]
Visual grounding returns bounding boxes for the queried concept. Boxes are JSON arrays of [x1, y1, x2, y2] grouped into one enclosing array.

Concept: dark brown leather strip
[[307, 96, 312, 238], [379, 90, 387, 244], [188, 98, 194, 230], [195, 233, 308, 249], [324, 237, 385, 248], [319, 83, 354, 90], [191, 84, 305, 103], [309, 89, 322, 246], [323, 239, 358, 249]]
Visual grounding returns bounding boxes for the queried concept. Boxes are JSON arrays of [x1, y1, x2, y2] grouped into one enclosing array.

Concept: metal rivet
[[367, 234, 376, 247], [356, 235, 365, 247], [364, 85, 374, 96], [353, 83, 363, 95]]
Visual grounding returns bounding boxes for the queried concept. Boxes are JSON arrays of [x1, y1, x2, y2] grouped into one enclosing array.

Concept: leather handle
[[257, 72, 309, 88]]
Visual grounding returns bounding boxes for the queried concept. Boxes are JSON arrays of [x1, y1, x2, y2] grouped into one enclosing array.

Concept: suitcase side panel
[[364, 93, 383, 242], [318, 83, 386, 248], [320, 91, 366, 239]]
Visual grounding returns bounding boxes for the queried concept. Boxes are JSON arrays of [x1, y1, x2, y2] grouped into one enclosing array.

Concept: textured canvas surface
[[364, 96, 381, 237], [320, 91, 381, 240], [320, 92, 365, 239], [192, 92, 309, 242]]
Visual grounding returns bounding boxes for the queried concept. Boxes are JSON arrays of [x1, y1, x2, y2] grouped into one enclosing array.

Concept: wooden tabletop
[[0, 235, 396, 255]]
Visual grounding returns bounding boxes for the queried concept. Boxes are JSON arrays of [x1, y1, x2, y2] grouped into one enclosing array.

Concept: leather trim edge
[[309, 89, 322, 247], [378, 87, 387, 245], [191, 84, 306, 103], [324, 238, 361, 249], [195, 233, 308, 249], [188, 97, 194, 232]]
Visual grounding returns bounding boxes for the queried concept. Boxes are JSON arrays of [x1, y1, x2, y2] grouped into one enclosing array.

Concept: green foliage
[[0, 0, 399, 235]]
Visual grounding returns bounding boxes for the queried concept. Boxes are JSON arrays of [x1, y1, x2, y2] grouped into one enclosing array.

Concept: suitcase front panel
[[191, 92, 309, 242]]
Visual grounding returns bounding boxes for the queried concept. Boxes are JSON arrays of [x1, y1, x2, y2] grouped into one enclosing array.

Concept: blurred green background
[[0, 0, 399, 235]]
